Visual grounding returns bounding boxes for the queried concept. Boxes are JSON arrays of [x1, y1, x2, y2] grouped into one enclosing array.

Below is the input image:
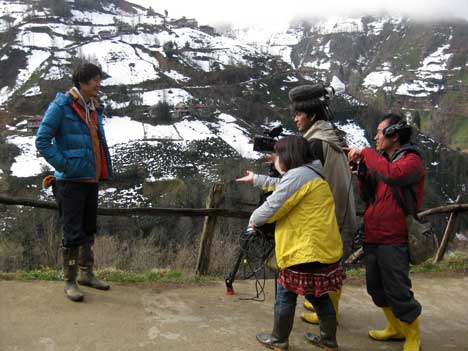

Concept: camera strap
[[305, 165, 325, 180]]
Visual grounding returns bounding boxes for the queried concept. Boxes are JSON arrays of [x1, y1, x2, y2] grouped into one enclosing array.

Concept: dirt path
[[1, 273, 467, 351]]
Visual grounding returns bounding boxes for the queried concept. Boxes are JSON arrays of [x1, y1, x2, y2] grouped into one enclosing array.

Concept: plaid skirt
[[278, 262, 345, 297]]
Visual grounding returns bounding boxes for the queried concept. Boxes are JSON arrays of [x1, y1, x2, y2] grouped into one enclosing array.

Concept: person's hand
[[236, 170, 255, 184], [344, 147, 363, 163]]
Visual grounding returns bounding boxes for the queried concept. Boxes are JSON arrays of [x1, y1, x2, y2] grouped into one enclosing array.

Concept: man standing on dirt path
[[346, 113, 423, 351], [36, 63, 113, 302], [288, 84, 357, 325]]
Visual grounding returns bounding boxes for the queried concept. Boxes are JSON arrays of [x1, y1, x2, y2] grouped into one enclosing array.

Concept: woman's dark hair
[[274, 135, 314, 172], [72, 63, 102, 88], [381, 113, 412, 144]]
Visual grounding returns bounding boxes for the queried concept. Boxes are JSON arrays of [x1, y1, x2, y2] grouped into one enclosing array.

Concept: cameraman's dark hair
[[274, 136, 314, 172], [289, 84, 332, 121], [72, 63, 102, 89], [381, 113, 412, 144], [291, 102, 328, 121]]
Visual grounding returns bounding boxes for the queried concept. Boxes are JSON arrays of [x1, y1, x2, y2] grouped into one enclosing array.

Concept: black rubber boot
[[304, 314, 338, 351], [256, 309, 295, 351], [63, 247, 84, 302], [77, 243, 110, 290]]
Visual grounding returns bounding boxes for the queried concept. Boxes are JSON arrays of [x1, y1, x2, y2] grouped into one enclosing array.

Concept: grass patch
[[344, 251, 468, 278], [345, 267, 365, 277], [451, 116, 468, 150], [1, 253, 467, 282], [411, 252, 468, 273], [0, 268, 216, 283]]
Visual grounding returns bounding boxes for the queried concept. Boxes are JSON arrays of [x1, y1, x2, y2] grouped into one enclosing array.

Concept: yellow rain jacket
[[249, 161, 342, 269]]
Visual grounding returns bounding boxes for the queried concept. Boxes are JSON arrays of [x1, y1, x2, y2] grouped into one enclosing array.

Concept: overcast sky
[[128, 0, 468, 28]]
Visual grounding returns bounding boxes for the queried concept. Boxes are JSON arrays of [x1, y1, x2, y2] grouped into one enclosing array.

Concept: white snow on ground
[[23, 86, 41, 97], [0, 86, 11, 105], [43, 65, 68, 80], [0, 49, 50, 105], [163, 70, 190, 82], [311, 17, 364, 34], [419, 44, 452, 73], [103, 116, 180, 146], [0, 1, 31, 29], [366, 17, 403, 36], [270, 46, 293, 65], [174, 119, 215, 141], [226, 25, 301, 65], [0, 19, 8, 32], [397, 43, 452, 97], [331, 76, 346, 93], [71, 10, 164, 27], [140, 88, 192, 106], [155, 28, 260, 72], [335, 121, 370, 148], [5, 112, 259, 177], [106, 100, 131, 109], [6, 136, 51, 177], [362, 62, 402, 93], [120, 33, 161, 47], [396, 80, 442, 97], [17, 31, 73, 48], [79, 40, 159, 86], [213, 113, 261, 159], [304, 59, 331, 70]]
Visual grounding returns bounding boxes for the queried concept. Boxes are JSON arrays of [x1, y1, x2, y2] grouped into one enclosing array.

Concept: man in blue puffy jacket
[[36, 63, 113, 302]]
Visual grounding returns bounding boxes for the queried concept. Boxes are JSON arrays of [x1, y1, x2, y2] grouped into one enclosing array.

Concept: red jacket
[[358, 144, 425, 244]]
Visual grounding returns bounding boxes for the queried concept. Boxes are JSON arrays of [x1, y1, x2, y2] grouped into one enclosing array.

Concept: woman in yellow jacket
[[237, 136, 344, 351]]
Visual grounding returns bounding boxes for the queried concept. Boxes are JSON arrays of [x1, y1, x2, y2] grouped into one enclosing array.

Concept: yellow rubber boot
[[401, 317, 421, 351], [368, 307, 405, 341], [303, 299, 315, 312], [301, 289, 342, 325]]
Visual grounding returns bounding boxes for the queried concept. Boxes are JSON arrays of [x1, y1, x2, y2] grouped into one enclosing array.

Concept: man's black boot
[[77, 243, 110, 290], [63, 246, 84, 302]]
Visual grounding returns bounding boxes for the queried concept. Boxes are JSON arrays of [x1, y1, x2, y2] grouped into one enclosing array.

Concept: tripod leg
[[225, 250, 245, 295]]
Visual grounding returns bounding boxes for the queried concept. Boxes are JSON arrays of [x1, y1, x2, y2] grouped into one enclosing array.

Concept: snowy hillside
[[0, 0, 466, 214]]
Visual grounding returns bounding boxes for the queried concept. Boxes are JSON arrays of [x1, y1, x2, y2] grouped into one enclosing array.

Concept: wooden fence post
[[432, 195, 461, 264], [195, 183, 225, 276]]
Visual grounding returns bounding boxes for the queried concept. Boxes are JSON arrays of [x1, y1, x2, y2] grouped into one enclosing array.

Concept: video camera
[[253, 125, 283, 152]]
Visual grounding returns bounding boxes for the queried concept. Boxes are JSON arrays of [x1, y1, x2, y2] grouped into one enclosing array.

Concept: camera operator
[[237, 136, 344, 351], [288, 84, 357, 325], [345, 113, 423, 351]]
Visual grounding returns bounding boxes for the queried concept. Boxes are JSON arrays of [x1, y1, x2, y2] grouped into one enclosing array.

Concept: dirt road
[[1, 273, 467, 351]]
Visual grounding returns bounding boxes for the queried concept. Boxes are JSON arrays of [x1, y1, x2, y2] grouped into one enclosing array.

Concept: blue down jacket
[[35, 92, 113, 181]]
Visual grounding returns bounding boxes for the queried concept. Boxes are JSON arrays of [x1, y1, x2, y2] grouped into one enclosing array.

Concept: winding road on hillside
[[1, 273, 467, 351]]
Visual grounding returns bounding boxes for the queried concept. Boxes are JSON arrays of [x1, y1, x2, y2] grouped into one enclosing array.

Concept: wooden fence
[[1, 187, 467, 275]]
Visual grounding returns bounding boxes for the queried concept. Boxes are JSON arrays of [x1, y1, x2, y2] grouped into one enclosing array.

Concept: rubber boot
[[63, 247, 84, 302], [77, 243, 110, 290], [301, 288, 342, 325], [368, 307, 405, 341], [304, 299, 315, 312], [256, 309, 295, 350], [304, 314, 338, 351], [401, 317, 421, 351]]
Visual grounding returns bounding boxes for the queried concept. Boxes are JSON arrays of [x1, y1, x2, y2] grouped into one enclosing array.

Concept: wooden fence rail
[[2, 194, 467, 219], [0, 194, 251, 218], [1, 193, 467, 274]]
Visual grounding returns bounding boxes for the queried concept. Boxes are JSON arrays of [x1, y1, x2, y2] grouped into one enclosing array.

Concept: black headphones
[[383, 120, 410, 137]]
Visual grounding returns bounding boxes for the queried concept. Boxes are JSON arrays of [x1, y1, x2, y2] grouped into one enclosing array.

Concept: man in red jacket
[[346, 113, 423, 351]]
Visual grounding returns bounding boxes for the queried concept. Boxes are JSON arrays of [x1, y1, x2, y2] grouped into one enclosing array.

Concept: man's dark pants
[[53, 181, 98, 248], [364, 243, 421, 323]]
